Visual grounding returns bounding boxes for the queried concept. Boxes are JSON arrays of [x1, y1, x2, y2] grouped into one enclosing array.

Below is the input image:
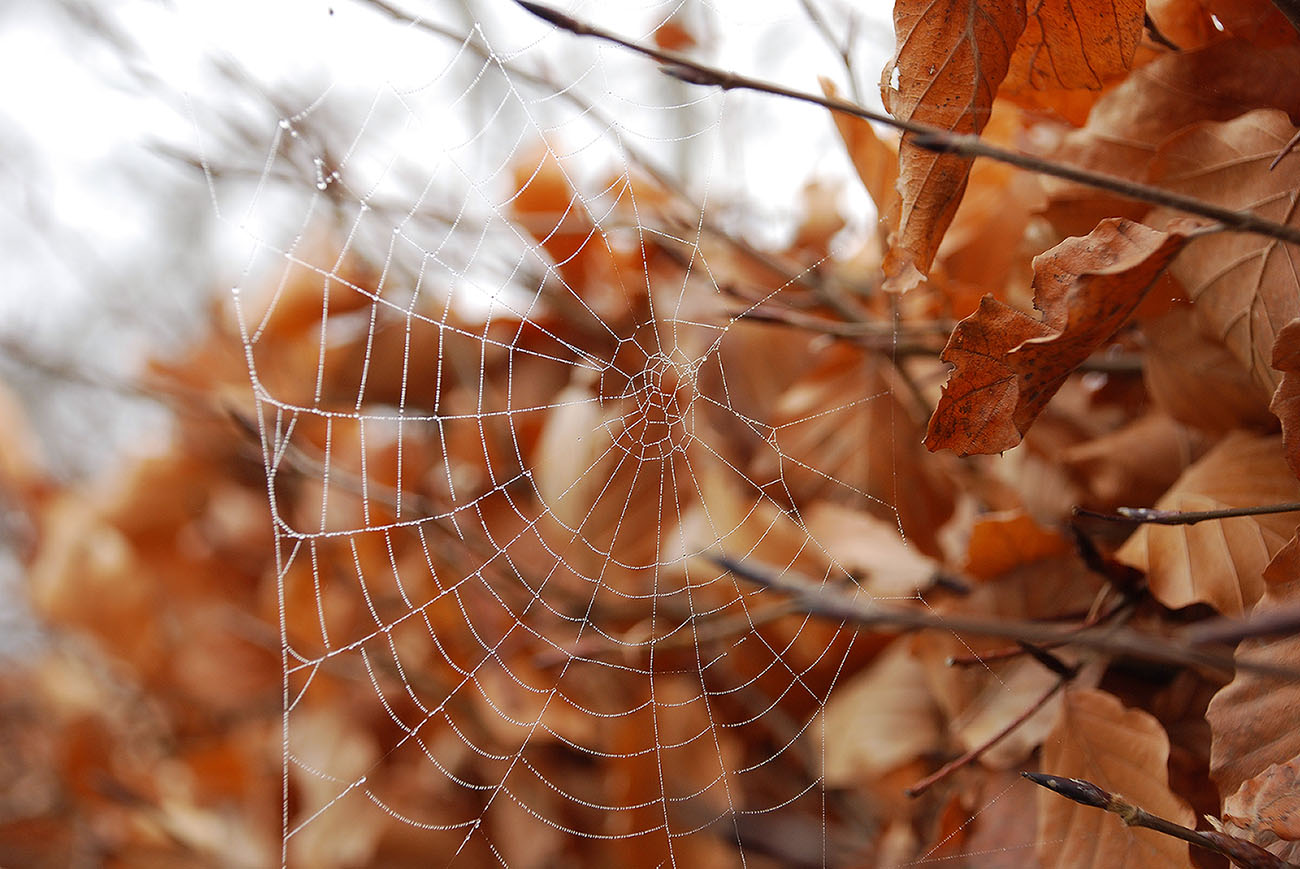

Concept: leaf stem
[[514, 0, 1300, 248], [1074, 501, 1300, 526], [1023, 772, 1300, 869]]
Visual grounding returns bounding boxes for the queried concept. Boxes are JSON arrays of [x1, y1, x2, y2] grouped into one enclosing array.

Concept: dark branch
[[1023, 772, 1300, 869], [711, 555, 1300, 680], [1074, 501, 1300, 526], [515, 0, 1300, 248]]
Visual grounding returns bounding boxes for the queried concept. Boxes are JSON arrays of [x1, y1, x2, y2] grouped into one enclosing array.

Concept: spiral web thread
[[208, 1, 1075, 865]]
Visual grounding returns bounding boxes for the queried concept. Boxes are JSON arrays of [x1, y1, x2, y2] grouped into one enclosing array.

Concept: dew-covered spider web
[[193, 1, 1112, 865]]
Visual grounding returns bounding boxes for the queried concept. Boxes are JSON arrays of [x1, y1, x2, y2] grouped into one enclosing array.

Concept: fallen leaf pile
[[4, 0, 1300, 866]]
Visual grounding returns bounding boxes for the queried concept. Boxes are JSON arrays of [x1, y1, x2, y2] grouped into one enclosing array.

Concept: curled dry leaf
[[1116, 432, 1300, 615], [1270, 318, 1300, 482], [925, 218, 1192, 456], [1222, 755, 1300, 865], [879, 0, 1026, 292], [1037, 688, 1195, 869], [1149, 108, 1300, 395]]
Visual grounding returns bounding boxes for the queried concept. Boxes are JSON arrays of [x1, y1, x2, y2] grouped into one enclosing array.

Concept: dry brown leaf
[[1149, 108, 1300, 394], [879, 0, 1027, 292], [802, 502, 939, 598], [951, 651, 1100, 768], [819, 639, 943, 785], [1061, 413, 1204, 509], [1270, 317, 1300, 481], [1116, 432, 1300, 615], [1004, 0, 1144, 92], [822, 76, 899, 243], [1222, 755, 1300, 864], [1143, 306, 1277, 434], [1041, 40, 1300, 237], [925, 218, 1191, 456], [1038, 688, 1195, 868], [1206, 543, 1300, 802]]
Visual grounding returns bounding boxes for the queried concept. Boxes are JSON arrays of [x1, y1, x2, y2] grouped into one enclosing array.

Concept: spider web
[[196, 1, 1080, 865]]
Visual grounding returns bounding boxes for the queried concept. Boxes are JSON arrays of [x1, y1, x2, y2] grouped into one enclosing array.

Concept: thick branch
[[515, 0, 1300, 248]]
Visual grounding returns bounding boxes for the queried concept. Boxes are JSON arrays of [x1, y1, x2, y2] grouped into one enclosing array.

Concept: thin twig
[[1074, 501, 1300, 526], [1271, 127, 1300, 171], [1023, 772, 1300, 869], [712, 555, 1300, 680], [515, 0, 1300, 248], [906, 654, 1077, 797]]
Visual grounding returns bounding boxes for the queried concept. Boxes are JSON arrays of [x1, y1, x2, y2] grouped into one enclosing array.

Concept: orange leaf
[[821, 77, 900, 241], [1207, 550, 1300, 799], [652, 16, 696, 52], [1038, 688, 1195, 868], [925, 218, 1191, 456], [879, 0, 1027, 292], [964, 510, 1069, 582], [1270, 318, 1300, 482], [1149, 108, 1300, 394], [1116, 432, 1300, 615], [1005, 0, 1145, 92]]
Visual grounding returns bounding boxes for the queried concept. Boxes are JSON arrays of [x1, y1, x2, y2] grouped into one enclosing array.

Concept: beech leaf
[[1149, 108, 1300, 394], [1207, 544, 1300, 799], [1270, 318, 1300, 482], [1116, 433, 1300, 616], [925, 218, 1192, 456], [1037, 688, 1195, 868], [1005, 0, 1144, 92], [879, 0, 1027, 292]]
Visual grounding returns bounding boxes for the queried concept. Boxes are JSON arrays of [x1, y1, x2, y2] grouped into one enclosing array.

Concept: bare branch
[[515, 0, 1300, 248], [1074, 501, 1300, 527], [1024, 772, 1300, 869], [711, 555, 1300, 680]]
